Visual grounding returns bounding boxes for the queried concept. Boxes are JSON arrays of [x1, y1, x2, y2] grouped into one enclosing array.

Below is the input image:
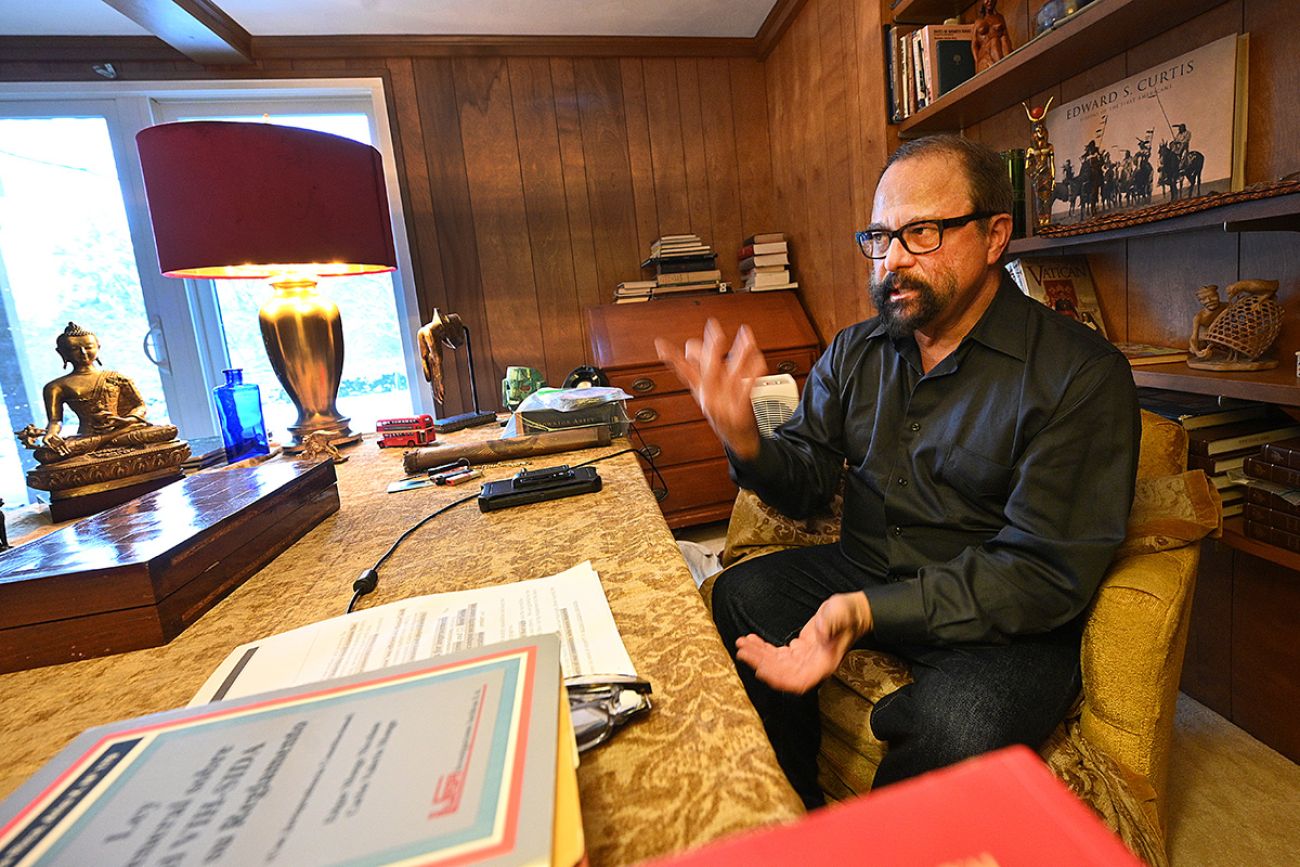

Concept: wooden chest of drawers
[[586, 292, 821, 528]]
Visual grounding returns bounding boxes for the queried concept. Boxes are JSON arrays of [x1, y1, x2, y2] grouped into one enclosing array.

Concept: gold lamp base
[[259, 278, 357, 449]]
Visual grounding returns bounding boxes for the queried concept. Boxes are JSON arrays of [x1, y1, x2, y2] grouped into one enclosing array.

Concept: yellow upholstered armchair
[[701, 410, 1221, 866]]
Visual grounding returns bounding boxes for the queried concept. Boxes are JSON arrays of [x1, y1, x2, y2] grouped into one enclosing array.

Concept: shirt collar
[[864, 271, 1028, 363]]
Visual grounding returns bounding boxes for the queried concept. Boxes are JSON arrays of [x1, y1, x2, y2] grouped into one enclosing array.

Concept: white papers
[[190, 561, 635, 706]]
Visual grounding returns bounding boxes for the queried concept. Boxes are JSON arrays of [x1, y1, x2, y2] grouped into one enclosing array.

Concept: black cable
[[625, 425, 670, 502], [347, 490, 478, 613], [347, 444, 665, 614]]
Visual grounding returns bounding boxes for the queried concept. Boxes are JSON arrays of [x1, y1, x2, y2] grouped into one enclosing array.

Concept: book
[[1244, 454, 1300, 489], [1186, 446, 1257, 474], [920, 23, 975, 98], [1137, 387, 1270, 430], [1262, 436, 1300, 470], [1117, 342, 1191, 366], [658, 269, 723, 285], [1006, 256, 1107, 337], [1187, 419, 1300, 456], [744, 282, 798, 293], [738, 241, 788, 258], [744, 269, 791, 287], [642, 745, 1142, 866], [1043, 33, 1249, 226], [645, 255, 718, 273], [1245, 502, 1300, 534], [0, 636, 568, 867], [1223, 500, 1244, 518], [1244, 519, 1300, 553], [738, 252, 790, 271], [1244, 483, 1300, 517], [743, 232, 785, 245]]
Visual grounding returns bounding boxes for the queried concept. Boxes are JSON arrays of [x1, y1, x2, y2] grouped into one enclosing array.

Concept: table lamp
[[136, 121, 398, 450]]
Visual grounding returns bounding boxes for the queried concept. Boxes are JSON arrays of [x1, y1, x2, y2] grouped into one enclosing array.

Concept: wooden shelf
[[1132, 363, 1300, 408], [897, 0, 1232, 137], [890, 0, 968, 25], [1007, 190, 1300, 255], [1221, 517, 1300, 572]]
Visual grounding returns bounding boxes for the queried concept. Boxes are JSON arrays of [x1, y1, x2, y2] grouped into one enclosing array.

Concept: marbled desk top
[[0, 430, 802, 864]]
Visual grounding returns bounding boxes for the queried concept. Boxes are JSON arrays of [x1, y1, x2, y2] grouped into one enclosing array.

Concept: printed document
[[191, 560, 634, 705]]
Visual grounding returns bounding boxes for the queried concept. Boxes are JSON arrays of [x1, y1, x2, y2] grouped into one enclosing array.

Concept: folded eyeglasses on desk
[[565, 674, 652, 753]]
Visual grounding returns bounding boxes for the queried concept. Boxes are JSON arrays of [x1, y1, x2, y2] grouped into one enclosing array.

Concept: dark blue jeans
[[711, 543, 1083, 809]]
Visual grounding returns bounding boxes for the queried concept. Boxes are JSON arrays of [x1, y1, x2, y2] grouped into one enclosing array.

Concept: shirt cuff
[[864, 579, 929, 645], [725, 436, 780, 490]]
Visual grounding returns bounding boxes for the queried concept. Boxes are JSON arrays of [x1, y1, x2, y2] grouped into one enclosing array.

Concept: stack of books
[[1242, 439, 1300, 551], [616, 234, 725, 303], [1139, 388, 1300, 517], [738, 233, 797, 292]]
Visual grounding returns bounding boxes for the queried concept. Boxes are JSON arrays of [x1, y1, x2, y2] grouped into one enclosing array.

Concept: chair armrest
[[721, 487, 843, 568]]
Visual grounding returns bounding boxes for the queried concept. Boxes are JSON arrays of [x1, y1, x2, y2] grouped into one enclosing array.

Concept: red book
[[643, 746, 1142, 867]]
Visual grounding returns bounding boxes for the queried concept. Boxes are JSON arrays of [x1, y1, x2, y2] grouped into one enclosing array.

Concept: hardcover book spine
[[1244, 455, 1300, 488], [1244, 519, 1300, 554], [1262, 438, 1300, 470], [1244, 503, 1300, 536], [1244, 485, 1300, 518]]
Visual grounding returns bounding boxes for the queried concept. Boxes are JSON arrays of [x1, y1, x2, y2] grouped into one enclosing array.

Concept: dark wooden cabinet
[[586, 292, 820, 528], [1183, 532, 1300, 762]]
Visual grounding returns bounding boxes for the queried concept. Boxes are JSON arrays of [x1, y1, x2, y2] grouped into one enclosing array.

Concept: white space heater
[[750, 373, 800, 438]]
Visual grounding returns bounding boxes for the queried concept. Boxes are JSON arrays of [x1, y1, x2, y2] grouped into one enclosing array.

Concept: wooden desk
[[0, 432, 802, 864]]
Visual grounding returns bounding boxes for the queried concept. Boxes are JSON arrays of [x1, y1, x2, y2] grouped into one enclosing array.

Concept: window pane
[[0, 116, 168, 506]]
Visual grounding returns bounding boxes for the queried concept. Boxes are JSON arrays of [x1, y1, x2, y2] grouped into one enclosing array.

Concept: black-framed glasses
[[855, 211, 995, 259]]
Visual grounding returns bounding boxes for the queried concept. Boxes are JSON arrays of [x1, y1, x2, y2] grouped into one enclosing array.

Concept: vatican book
[[0, 636, 566, 867], [1006, 256, 1107, 337], [1042, 32, 1248, 225]]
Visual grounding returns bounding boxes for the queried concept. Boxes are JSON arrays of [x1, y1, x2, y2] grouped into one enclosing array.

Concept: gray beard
[[869, 272, 945, 339]]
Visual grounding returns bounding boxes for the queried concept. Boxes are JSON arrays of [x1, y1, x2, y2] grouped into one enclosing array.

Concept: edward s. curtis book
[[1006, 256, 1107, 338], [1043, 33, 1248, 226], [1187, 418, 1300, 456]]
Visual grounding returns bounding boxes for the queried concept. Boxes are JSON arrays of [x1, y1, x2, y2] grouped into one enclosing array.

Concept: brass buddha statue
[[17, 322, 189, 520]]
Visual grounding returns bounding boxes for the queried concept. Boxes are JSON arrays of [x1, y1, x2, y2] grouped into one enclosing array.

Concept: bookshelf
[[890, 0, 968, 25], [895, 0, 1231, 137]]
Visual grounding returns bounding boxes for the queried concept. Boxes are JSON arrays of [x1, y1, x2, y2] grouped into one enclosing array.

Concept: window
[[0, 81, 426, 508]]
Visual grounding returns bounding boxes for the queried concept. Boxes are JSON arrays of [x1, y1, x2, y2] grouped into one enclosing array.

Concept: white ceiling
[[0, 0, 779, 39]]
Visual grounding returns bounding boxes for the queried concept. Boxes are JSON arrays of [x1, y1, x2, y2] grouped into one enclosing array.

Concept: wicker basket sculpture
[[1188, 280, 1284, 370]]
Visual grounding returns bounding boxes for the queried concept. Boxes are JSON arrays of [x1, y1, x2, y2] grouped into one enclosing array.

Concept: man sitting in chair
[[655, 135, 1140, 809]]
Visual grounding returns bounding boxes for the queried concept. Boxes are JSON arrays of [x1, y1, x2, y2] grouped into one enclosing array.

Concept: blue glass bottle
[[213, 368, 270, 463]]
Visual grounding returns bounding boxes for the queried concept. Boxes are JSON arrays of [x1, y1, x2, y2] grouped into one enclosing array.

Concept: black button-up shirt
[[731, 275, 1140, 646]]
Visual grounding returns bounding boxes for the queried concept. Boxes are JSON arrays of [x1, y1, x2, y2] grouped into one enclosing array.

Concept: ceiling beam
[[100, 0, 253, 64]]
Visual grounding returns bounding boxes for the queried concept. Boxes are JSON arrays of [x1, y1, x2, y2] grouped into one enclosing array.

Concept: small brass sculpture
[[1187, 280, 1284, 371], [15, 322, 188, 520], [1023, 99, 1056, 229], [300, 429, 348, 464]]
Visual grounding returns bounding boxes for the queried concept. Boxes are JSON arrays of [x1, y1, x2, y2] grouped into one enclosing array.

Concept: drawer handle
[[635, 408, 659, 423], [632, 377, 656, 393], [776, 360, 797, 374], [643, 444, 662, 459]]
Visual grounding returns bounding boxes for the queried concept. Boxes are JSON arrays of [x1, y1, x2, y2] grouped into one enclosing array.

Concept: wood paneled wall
[[5, 0, 1297, 406], [763, 0, 894, 344], [1, 47, 773, 415]]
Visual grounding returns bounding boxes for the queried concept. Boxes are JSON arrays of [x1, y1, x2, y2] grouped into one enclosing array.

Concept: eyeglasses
[[855, 211, 995, 259], [566, 674, 652, 753]]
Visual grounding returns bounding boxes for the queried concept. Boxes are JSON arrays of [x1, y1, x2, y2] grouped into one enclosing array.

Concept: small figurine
[[1187, 280, 1284, 371], [1023, 99, 1056, 229], [416, 308, 467, 407], [502, 366, 545, 411], [300, 429, 348, 464], [15, 322, 189, 520], [972, 0, 1013, 73]]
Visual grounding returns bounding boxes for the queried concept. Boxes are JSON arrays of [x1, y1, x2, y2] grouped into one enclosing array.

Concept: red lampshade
[[136, 121, 397, 279]]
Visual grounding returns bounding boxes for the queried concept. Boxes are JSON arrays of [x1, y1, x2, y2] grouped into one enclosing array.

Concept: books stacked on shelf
[[1184, 412, 1300, 518], [884, 22, 976, 124], [1242, 438, 1300, 548], [738, 232, 797, 293], [1005, 255, 1107, 337], [623, 233, 726, 302]]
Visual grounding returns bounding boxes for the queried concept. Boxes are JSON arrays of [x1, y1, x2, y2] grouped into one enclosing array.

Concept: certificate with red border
[[0, 636, 560, 866]]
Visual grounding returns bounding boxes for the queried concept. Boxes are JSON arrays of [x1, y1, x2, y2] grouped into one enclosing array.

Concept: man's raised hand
[[654, 318, 768, 461]]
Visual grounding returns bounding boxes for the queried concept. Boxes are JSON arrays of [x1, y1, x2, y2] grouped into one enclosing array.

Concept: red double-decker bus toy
[[376, 414, 436, 448]]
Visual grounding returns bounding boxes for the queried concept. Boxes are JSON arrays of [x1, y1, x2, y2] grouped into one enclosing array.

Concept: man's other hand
[[735, 592, 874, 694], [654, 318, 767, 462]]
